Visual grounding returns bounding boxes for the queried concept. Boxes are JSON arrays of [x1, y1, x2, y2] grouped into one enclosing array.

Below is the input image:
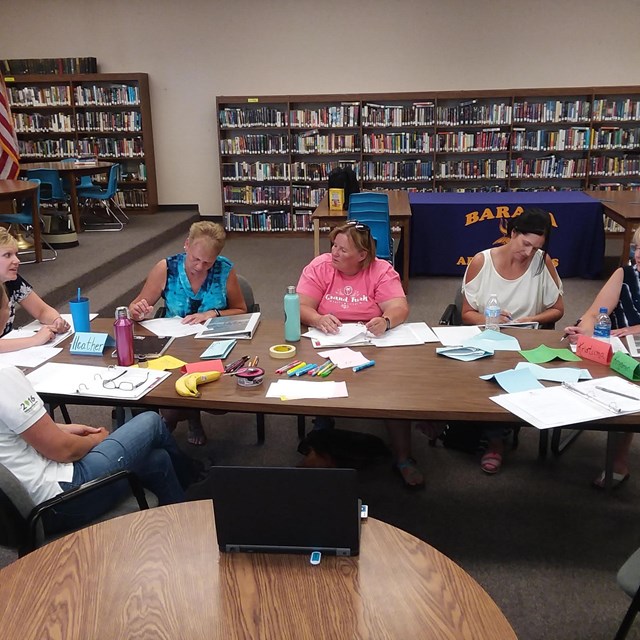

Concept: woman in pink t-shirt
[[296, 223, 422, 488]]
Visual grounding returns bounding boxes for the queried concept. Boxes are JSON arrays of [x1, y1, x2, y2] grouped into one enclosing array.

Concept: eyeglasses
[[97, 368, 150, 391], [345, 220, 371, 234]]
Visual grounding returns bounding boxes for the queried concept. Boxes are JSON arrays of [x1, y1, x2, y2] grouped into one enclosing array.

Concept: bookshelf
[[217, 87, 640, 234], [6, 73, 157, 213]]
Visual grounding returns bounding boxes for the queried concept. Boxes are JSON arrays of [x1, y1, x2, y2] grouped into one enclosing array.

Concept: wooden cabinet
[[7, 73, 158, 213], [217, 88, 640, 233]]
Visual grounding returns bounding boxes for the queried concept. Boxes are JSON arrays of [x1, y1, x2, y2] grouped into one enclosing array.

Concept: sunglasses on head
[[345, 220, 371, 234]]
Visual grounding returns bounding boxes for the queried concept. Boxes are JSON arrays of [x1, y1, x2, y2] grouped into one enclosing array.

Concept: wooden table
[[0, 501, 517, 639], [311, 190, 411, 292], [0, 179, 41, 263], [590, 190, 640, 265], [22, 161, 114, 235]]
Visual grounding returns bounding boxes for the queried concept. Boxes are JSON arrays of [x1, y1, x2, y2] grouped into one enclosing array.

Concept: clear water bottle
[[114, 306, 135, 366], [593, 307, 611, 342], [284, 285, 301, 342], [484, 293, 501, 332]]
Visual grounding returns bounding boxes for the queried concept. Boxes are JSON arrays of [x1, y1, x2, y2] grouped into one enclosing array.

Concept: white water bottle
[[484, 293, 501, 331], [593, 307, 611, 342]]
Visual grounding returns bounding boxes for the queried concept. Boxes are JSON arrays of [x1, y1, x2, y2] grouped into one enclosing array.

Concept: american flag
[[0, 73, 19, 179]]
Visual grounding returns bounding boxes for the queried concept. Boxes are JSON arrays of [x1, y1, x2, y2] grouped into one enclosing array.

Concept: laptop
[[210, 466, 361, 556]]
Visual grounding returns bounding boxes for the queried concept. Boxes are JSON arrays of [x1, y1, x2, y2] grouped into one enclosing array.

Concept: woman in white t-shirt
[[461, 208, 564, 474]]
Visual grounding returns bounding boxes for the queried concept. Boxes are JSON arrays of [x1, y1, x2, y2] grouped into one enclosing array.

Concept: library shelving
[[7, 73, 158, 213], [217, 88, 640, 233]]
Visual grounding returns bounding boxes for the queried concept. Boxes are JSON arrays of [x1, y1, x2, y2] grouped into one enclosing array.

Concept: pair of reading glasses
[[95, 367, 149, 391]]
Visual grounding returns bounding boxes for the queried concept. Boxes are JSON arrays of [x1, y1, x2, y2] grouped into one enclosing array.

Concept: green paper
[[519, 344, 582, 364], [610, 351, 640, 381]]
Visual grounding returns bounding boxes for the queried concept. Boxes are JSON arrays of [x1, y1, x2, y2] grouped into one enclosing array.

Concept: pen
[[276, 359, 301, 374], [561, 318, 582, 342], [319, 363, 337, 378], [313, 360, 332, 376], [249, 355, 259, 368], [595, 386, 640, 401], [353, 359, 376, 372], [224, 355, 249, 374]]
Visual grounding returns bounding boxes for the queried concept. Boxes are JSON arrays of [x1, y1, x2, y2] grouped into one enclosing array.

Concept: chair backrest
[[346, 209, 393, 262], [103, 164, 120, 198], [348, 201, 389, 215], [237, 274, 260, 312], [349, 192, 389, 207], [60, 158, 95, 189], [0, 463, 42, 549], [24, 169, 66, 202]]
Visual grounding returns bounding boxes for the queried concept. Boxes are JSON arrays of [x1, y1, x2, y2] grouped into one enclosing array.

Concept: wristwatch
[[383, 316, 391, 332], [214, 309, 221, 317]]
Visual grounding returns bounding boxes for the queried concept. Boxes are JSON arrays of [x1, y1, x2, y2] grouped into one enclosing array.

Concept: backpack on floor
[[327, 166, 359, 209]]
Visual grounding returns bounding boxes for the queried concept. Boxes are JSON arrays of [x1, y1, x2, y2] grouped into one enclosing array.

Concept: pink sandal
[[480, 451, 502, 474]]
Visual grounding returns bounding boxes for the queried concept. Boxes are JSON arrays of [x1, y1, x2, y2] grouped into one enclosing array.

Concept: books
[[200, 339, 237, 360], [111, 334, 174, 359], [195, 313, 261, 340], [329, 188, 344, 210]]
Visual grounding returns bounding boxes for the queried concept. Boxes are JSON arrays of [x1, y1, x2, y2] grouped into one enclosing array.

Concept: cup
[[69, 297, 91, 333]]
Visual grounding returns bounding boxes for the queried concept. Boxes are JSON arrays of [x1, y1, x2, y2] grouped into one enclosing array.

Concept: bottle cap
[[287, 285, 296, 294], [115, 306, 130, 319], [599, 307, 608, 313]]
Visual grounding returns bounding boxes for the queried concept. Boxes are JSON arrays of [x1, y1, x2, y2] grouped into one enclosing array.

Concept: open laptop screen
[[210, 466, 361, 556]]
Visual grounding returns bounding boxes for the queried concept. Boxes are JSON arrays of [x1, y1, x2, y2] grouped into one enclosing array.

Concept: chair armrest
[[439, 303, 459, 326], [24, 470, 149, 555]]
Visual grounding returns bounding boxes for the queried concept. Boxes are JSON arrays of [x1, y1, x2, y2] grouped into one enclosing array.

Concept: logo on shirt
[[325, 285, 370, 310], [20, 395, 38, 413]]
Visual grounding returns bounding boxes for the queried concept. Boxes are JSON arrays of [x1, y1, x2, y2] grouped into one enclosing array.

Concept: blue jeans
[[43, 412, 187, 534]]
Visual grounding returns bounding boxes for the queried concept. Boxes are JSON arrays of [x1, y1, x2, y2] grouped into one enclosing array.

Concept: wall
[[2, 0, 639, 214]]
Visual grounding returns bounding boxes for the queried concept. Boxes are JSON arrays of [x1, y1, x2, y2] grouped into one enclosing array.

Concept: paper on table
[[490, 376, 640, 430], [432, 325, 481, 346], [142, 355, 186, 371], [8, 313, 98, 347], [480, 367, 545, 393], [371, 322, 437, 347], [317, 347, 370, 368], [513, 362, 592, 382], [27, 362, 170, 401], [265, 379, 349, 400], [0, 346, 62, 368], [464, 329, 521, 352], [304, 323, 370, 348], [140, 317, 205, 337], [519, 344, 582, 363], [436, 346, 493, 361]]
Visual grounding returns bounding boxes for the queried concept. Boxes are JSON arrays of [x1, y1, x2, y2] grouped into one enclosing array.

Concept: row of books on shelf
[[221, 160, 360, 182], [220, 99, 640, 130], [604, 217, 626, 233], [224, 210, 313, 232], [220, 134, 289, 155], [511, 127, 589, 151], [223, 185, 327, 208], [1, 57, 97, 76], [293, 133, 359, 154], [18, 137, 144, 158], [12, 111, 143, 134], [7, 84, 141, 107], [113, 189, 149, 208], [590, 156, 640, 176]]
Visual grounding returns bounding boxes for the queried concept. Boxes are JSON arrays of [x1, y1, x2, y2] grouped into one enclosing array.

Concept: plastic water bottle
[[593, 307, 611, 342], [114, 306, 135, 366], [484, 293, 501, 332], [284, 285, 301, 342]]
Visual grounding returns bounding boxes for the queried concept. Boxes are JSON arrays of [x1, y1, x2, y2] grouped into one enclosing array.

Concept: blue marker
[[353, 359, 375, 372], [294, 363, 317, 376]]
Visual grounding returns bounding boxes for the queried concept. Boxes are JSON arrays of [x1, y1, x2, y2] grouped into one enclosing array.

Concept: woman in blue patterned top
[[129, 221, 246, 445], [0, 228, 70, 353], [564, 226, 640, 489]]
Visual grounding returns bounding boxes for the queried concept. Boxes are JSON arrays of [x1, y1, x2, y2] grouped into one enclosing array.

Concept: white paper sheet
[[317, 348, 370, 369], [432, 325, 482, 346], [266, 379, 349, 400], [370, 322, 436, 347], [6, 313, 98, 347], [140, 317, 205, 337], [304, 323, 370, 348], [0, 346, 62, 368]]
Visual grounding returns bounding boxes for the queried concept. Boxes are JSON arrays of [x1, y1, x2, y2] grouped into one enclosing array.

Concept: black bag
[[327, 166, 359, 209], [440, 422, 519, 454], [298, 428, 391, 469]]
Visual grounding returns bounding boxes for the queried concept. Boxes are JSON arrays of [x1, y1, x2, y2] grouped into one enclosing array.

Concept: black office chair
[[615, 547, 640, 639], [0, 464, 156, 557], [438, 284, 581, 458]]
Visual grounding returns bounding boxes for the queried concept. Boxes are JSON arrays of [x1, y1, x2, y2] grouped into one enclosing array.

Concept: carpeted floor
[[4, 217, 640, 640]]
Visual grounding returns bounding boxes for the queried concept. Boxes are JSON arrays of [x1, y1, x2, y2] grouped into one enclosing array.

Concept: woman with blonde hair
[[0, 228, 70, 352], [129, 221, 247, 445]]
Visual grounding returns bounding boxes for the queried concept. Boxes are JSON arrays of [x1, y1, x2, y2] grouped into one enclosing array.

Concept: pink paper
[[181, 360, 224, 374], [576, 335, 612, 365]]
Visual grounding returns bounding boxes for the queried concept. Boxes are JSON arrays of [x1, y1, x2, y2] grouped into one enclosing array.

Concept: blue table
[[409, 191, 605, 278]]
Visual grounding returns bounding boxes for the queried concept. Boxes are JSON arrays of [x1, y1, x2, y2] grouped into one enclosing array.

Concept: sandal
[[592, 470, 630, 490], [187, 426, 208, 446], [393, 458, 425, 489], [480, 451, 502, 474]]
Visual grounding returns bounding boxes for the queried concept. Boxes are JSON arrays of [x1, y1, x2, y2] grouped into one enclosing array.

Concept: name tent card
[[576, 335, 612, 365], [610, 351, 640, 381], [70, 332, 113, 356]]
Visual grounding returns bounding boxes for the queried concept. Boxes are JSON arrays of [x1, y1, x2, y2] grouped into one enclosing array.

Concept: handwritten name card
[[576, 335, 612, 365], [70, 332, 109, 356]]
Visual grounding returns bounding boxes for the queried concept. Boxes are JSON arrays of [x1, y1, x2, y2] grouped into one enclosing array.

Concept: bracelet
[[214, 309, 221, 317], [383, 316, 391, 332]]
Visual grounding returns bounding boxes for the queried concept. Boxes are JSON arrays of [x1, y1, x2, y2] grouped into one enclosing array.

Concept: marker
[[224, 355, 249, 374], [319, 363, 337, 378], [294, 363, 317, 376], [276, 359, 301, 374], [286, 362, 308, 376], [353, 360, 375, 372], [561, 318, 582, 342], [313, 360, 333, 376]]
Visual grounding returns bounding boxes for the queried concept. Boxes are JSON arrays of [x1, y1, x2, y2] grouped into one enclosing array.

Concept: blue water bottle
[[284, 286, 301, 342], [593, 307, 611, 342]]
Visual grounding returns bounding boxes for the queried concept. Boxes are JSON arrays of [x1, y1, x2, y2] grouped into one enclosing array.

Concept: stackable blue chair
[[77, 163, 128, 231], [347, 192, 394, 264], [23, 169, 69, 208], [0, 179, 57, 263], [60, 157, 97, 192]]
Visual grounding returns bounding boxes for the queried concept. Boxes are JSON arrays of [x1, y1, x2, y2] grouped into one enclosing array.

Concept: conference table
[[22, 160, 114, 235], [0, 179, 42, 262], [311, 190, 412, 292], [590, 190, 640, 265], [408, 191, 605, 278], [0, 501, 517, 639]]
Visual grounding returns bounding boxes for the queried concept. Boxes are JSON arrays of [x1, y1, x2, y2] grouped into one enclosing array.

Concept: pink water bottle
[[114, 306, 134, 366]]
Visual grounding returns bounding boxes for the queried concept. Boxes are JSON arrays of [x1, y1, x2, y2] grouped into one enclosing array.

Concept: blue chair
[[60, 158, 98, 192], [23, 169, 68, 207], [77, 163, 128, 231], [349, 192, 389, 208], [347, 193, 394, 264], [0, 180, 57, 263]]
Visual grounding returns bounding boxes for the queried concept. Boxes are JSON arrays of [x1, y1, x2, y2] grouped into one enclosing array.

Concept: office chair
[[438, 284, 581, 458], [77, 163, 129, 231], [0, 464, 157, 557], [0, 179, 57, 263], [615, 547, 640, 639]]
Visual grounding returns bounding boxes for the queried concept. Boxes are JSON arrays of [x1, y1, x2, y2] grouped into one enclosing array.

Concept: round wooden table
[[0, 179, 41, 262], [0, 501, 516, 639]]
